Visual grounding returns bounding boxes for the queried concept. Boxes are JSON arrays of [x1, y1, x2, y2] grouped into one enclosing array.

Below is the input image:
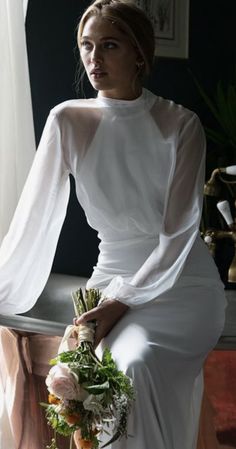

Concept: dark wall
[[25, 0, 236, 277]]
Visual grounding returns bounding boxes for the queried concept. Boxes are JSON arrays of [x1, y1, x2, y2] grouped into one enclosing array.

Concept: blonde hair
[[77, 0, 155, 78]]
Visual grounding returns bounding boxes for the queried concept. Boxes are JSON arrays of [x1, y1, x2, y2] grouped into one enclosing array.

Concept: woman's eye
[[104, 42, 118, 49], [80, 41, 92, 50]]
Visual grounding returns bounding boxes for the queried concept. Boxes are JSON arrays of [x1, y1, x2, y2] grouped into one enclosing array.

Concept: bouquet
[[42, 289, 135, 449]]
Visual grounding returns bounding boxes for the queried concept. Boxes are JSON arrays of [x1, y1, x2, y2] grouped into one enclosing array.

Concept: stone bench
[[0, 273, 87, 336], [0, 273, 235, 349]]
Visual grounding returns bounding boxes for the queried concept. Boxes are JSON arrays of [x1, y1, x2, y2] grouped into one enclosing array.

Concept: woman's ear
[[136, 60, 144, 69]]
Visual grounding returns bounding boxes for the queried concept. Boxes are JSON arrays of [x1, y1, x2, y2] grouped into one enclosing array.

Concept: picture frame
[[133, 0, 190, 59]]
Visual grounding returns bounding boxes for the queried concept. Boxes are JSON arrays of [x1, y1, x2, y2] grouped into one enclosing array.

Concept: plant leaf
[[215, 81, 230, 133], [191, 72, 223, 125], [85, 381, 110, 394], [204, 127, 228, 146]]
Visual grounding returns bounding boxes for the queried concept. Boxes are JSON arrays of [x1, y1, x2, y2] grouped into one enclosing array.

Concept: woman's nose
[[90, 46, 103, 63]]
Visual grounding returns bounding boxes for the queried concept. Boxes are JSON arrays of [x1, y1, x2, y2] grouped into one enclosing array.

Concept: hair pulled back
[[77, 0, 155, 78]]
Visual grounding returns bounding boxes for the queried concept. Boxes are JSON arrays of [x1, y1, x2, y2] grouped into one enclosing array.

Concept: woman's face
[[79, 15, 141, 100]]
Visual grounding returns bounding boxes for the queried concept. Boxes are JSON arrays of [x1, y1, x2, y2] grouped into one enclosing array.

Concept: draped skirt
[[96, 282, 225, 449]]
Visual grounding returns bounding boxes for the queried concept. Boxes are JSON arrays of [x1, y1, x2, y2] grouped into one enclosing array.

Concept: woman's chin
[[88, 77, 111, 91]]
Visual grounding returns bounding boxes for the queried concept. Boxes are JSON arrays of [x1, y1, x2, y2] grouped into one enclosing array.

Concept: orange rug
[[204, 351, 236, 447]]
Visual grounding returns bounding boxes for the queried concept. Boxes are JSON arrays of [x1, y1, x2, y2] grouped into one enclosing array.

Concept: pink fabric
[[0, 328, 230, 449], [0, 328, 63, 449], [0, 328, 25, 448]]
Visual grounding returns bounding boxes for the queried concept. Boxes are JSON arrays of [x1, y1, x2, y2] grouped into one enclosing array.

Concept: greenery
[[42, 289, 135, 449], [191, 68, 236, 164]]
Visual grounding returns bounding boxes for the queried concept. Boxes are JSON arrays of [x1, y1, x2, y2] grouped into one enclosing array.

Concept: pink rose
[[46, 363, 88, 401]]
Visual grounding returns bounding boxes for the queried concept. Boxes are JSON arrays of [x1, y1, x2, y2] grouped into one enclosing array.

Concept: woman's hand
[[74, 299, 129, 347]]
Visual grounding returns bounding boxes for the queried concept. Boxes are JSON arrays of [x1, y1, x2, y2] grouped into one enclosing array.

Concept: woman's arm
[[74, 299, 129, 347], [101, 113, 207, 307], [74, 113, 206, 340], [0, 111, 70, 314]]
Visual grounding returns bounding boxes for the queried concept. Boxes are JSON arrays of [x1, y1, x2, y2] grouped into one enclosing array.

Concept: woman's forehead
[[81, 15, 125, 40]]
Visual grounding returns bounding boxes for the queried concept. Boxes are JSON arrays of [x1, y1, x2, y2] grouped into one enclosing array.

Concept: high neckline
[[96, 89, 147, 108]]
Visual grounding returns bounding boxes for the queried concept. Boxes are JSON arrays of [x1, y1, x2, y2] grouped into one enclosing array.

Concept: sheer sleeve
[[102, 113, 206, 307], [0, 111, 70, 314]]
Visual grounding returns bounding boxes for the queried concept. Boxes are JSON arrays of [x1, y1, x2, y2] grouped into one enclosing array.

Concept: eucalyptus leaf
[[85, 380, 110, 393]]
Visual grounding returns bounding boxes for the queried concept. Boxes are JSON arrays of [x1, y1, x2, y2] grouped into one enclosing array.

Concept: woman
[[0, 1, 226, 448]]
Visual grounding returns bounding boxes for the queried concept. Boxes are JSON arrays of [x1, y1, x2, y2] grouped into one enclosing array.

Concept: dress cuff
[[101, 276, 135, 306]]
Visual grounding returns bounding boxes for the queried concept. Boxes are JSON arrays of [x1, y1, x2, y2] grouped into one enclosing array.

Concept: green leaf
[[215, 81, 231, 134], [205, 127, 228, 146], [214, 81, 236, 142], [102, 348, 115, 365], [85, 380, 110, 394], [190, 69, 236, 150], [39, 402, 50, 408], [227, 84, 236, 146], [191, 72, 223, 125]]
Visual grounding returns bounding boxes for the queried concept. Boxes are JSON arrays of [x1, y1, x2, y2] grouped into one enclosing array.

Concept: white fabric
[[0, 1, 34, 447], [23, 0, 29, 21], [0, 113, 70, 313], [0, 89, 225, 313], [96, 283, 225, 449], [0, 88, 226, 448], [0, 0, 35, 243]]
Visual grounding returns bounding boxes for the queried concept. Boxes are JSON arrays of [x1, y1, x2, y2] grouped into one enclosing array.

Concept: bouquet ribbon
[[58, 324, 95, 353]]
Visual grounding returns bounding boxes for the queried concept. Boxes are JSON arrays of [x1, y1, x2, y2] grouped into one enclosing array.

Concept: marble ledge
[[0, 274, 235, 349]]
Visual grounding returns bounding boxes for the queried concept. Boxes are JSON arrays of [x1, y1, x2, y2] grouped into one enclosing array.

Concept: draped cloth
[[0, 1, 35, 446], [0, 0, 35, 243], [0, 327, 231, 449], [0, 328, 66, 449], [0, 1, 35, 445]]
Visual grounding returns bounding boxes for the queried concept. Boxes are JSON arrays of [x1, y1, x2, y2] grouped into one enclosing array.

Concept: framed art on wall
[[133, 0, 190, 59]]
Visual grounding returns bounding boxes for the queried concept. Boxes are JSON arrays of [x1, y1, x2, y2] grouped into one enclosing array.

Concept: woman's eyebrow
[[100, 36, 121, 41], [81, 36, 121, 41]]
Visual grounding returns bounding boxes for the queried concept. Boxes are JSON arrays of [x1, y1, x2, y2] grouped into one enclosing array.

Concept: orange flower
[[78, 439, 93, 449], [48, 394, 60, 405], [65, 412, 81, 425], [74, 431, 95, 449]]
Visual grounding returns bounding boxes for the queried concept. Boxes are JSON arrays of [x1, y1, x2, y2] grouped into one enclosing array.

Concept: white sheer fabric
[[0, 1, 34, 446], [0, 89, 224, 313], [23, 0, 29, 20], [0, 88, 226, 448], [0, 0, 35, 243]]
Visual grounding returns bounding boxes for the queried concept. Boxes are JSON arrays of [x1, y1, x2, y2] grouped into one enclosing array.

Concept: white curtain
[[0, 1, 35, 447], [0, 0, 35, 244]]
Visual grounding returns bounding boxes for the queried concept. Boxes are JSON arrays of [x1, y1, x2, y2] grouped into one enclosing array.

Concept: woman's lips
[[90, 70, 107, 79]]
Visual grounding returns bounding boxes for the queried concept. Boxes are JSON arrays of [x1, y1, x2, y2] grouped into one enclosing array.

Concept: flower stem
[[70, 434, 73, 449]]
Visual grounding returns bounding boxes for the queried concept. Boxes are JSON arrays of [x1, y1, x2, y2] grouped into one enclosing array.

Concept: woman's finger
[[74, 307, 100, 325], [94, 321, 113, 348]]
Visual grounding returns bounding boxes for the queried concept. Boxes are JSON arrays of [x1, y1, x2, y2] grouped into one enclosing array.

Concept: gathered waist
[[87, 233, 223, 292], [96, 235, 158, 276]]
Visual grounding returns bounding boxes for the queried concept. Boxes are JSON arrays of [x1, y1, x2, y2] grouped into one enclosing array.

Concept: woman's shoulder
[[153, 93, 197, 120], [50, 98, 98, 117], [149, 92, 200, 137], [48, 98, 102, 132]]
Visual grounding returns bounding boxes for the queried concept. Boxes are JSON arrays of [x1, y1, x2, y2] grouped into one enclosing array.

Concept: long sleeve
[[0, 111, 70, 314], [102, 113, 206, 307]]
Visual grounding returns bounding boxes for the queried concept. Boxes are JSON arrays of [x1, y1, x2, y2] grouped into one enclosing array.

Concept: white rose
[[46, 363, 88, 401]]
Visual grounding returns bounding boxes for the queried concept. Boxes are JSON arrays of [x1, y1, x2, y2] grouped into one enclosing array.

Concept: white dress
[[0, 89, 226, 449]]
